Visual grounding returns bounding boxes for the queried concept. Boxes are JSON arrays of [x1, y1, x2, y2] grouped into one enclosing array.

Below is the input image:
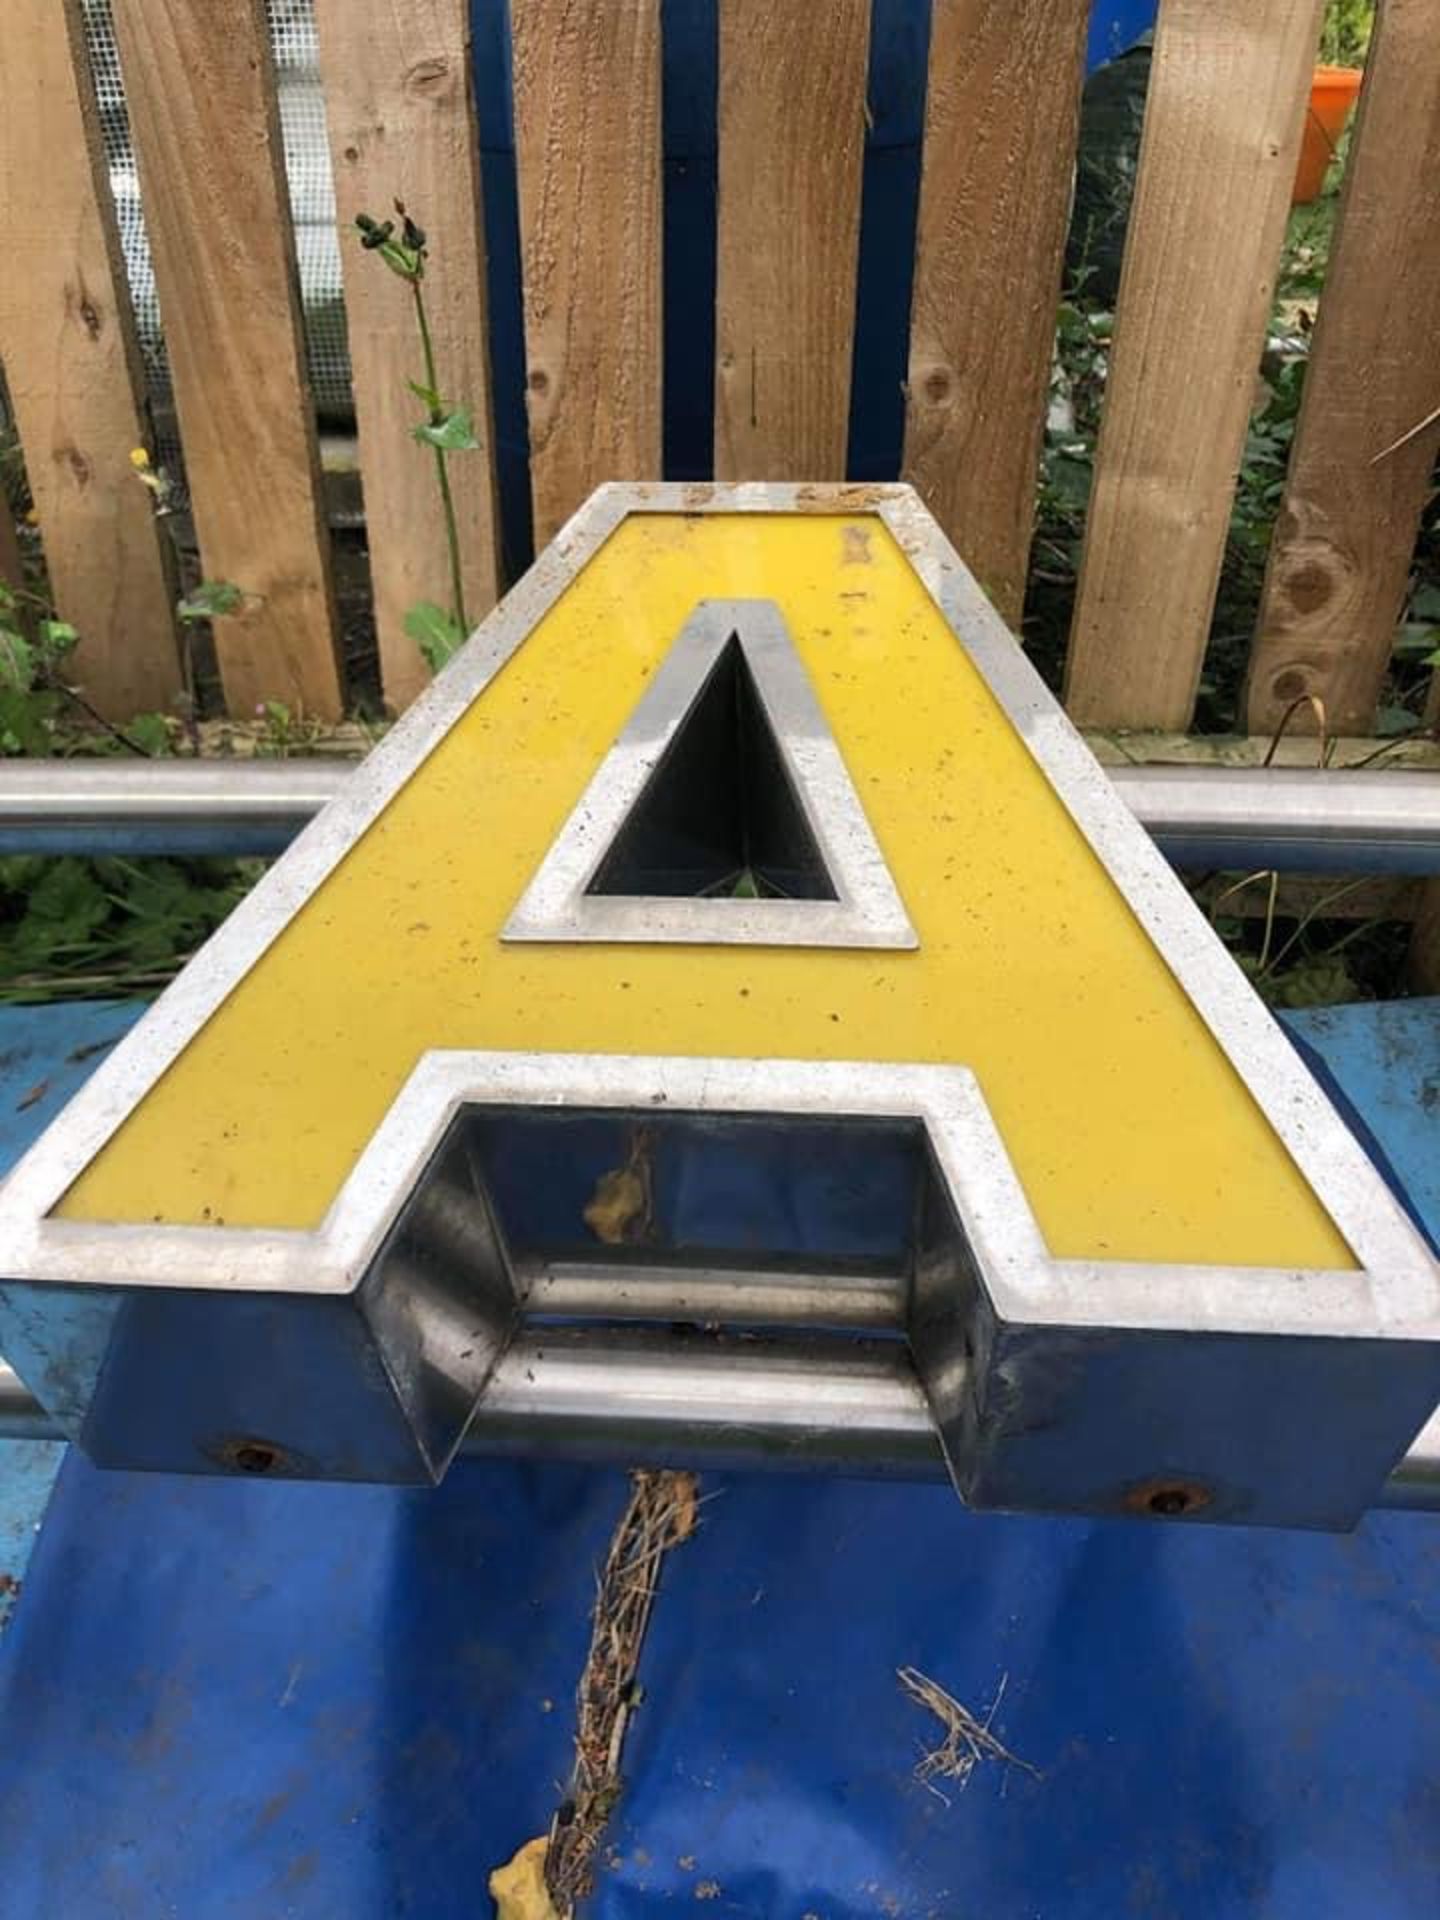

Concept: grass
[[0, 854, 262, 1006]]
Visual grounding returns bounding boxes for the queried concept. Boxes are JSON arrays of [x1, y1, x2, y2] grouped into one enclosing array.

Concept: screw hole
[[206, 1434, 298, 1478], [1126, 1476, 1212, 1519], [1148, 1488, 1192, 1516]]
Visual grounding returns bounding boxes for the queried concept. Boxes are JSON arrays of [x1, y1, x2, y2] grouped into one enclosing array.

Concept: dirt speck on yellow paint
[[841, 524, 873, 565]]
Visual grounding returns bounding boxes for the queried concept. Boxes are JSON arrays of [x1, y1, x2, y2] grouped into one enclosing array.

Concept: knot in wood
[[404, 55, 453, 99], [919, 365, 954, 407], [1282, 558, 1336, 617], [1271, 667, 1310, 703]]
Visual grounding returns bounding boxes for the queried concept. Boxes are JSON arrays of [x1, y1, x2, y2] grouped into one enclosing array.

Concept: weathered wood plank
[[511, 0, 662, 544], [903, 0, 1089, 624], [109, 0, 343, 719], [1246, 0, 1440, 737], [0, 0, 178, 716], [314, 0, 501, 712], [714, 0, 870, 479], [1064, 0, 1325, 730]]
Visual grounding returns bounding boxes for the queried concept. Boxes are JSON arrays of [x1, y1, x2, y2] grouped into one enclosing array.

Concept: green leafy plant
[[177, 579, 244, 624], [355, 201, 477, 672], [246, 697, 323, 758], [170, 575, 246, 751], [0, 585, 78, 754], [0, 853, 262, 1003], [131, 445, 251, 748], [0, 581, 179, 758], [403, 599, 468, 674], [1207, 867, 1408, 1013], [0, 562, 253, 762], [0, 527, 265, 999], [1394, 583, 1440, 673], [1318, 0, 1373, 67], [1025, 296, 1110, 692]]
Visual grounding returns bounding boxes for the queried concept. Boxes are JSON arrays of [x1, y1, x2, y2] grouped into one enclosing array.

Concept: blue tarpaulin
[[0, 993, 1437, 1917]]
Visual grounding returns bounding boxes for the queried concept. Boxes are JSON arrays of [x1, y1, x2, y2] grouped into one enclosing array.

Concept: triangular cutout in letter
[[589, 633, 834, 901], [503, 599, 917, 948]]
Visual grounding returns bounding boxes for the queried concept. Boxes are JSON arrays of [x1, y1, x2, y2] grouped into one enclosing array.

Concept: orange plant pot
[[1293, 66, 1364, 204]]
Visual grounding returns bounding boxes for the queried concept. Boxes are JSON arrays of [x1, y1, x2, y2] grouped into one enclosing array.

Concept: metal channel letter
[[2, 487, 1436, 1529]]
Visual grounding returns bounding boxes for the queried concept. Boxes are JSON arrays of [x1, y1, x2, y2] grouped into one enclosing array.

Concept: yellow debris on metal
[[488, 1836, 558, 1920]]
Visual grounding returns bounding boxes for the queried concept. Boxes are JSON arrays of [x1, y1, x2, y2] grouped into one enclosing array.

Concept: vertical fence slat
[[511, 0, 662, 545], [109, 0, 343, 720], [1246, 0, 1440, 737], [1063, 0, 1325, 730], [903, 0, 1088, 625], [0, 0, 178, 717], [714, 0, 870, 480], [315, 0, 501, 713]]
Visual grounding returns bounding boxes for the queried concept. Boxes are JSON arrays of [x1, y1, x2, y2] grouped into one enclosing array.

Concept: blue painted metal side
[[0, 993, 1435, 1916], [0, 1443, 58, 1633]]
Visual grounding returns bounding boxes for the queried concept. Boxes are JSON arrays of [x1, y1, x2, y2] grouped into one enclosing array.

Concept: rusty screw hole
[[1148, 1488, 1192, 1516], [206, 1434, 300, 1478], [1126, 1477, 1212, 1519]]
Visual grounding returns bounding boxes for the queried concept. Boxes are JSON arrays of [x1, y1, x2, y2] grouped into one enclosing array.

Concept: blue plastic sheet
[[0, 996, 1437, 1916], [0, 1000, 150, 1618]]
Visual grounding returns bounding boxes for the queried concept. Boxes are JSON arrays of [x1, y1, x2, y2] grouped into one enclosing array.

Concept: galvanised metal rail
[[1, 760, 1438, 871]]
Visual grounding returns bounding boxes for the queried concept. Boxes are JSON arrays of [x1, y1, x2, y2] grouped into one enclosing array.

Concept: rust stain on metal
[[207, 1434, 300, 1478], [1124, 1476, 1214, 1518]]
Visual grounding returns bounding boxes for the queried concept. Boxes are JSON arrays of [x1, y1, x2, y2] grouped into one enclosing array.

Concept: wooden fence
[[1, 0, 1438, 756]]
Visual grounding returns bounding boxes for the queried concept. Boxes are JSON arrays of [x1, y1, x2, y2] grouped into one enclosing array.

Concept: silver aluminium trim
[[503, 597, 917, 949]]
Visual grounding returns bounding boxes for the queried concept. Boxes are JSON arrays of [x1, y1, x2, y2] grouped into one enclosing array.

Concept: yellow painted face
[[58, 513, 1352, 1271]]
